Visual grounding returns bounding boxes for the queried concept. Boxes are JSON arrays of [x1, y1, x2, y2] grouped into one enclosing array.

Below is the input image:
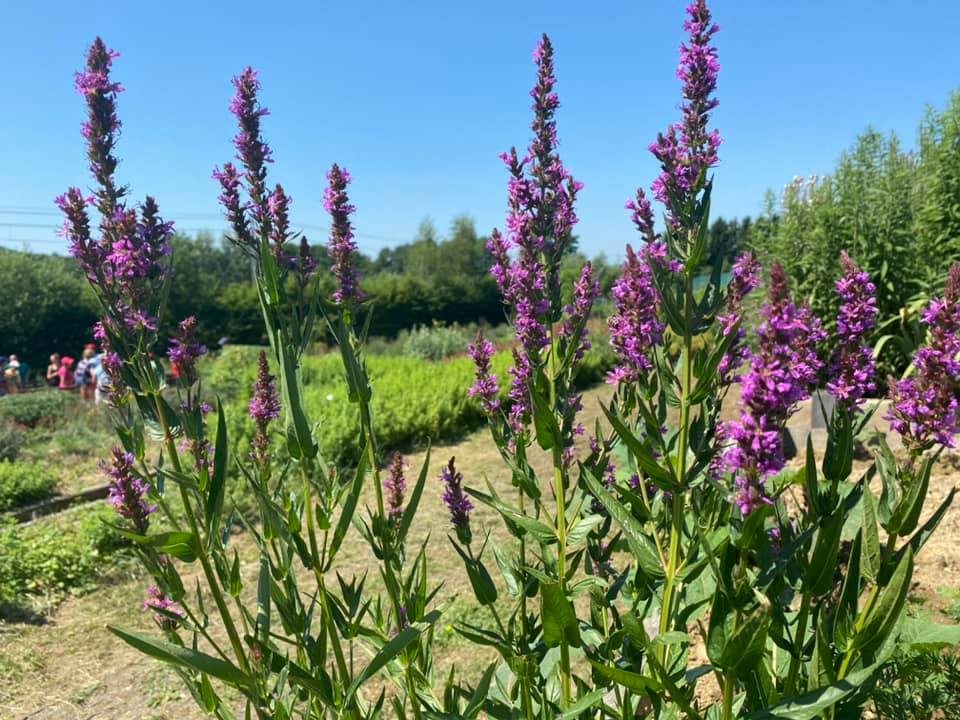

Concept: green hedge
[[0, 461, 57, 511], [0, 504, 125, 613], [0, 391, 76, 428]]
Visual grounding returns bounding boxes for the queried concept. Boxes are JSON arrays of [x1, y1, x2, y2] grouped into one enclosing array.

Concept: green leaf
[[601, 403, 677, 489], [858, 547, 913, 657], [541, 582, 580, 648], [326, 443, 367, 569], [399, 443, 430, 541], [449, 539, 498, 606], [893, 455, 933, 535], [804, 434, 820, 519], [107, 526, 199, 563], [805, 508, 845, 596], [463, 662, 497, 718], [860, 488, 881, 582], [583, 469, 664, 579], [530, 385, 561, 451], [559, 689, 606, 718], [587, 660, 662, 693], [109, 627, 251, 689], [467, 487, 556, 544], [206, 399, 228, 545], [745, 663, 880, 720], [899, 617, 960, 652], [346, 608, 443, 700]]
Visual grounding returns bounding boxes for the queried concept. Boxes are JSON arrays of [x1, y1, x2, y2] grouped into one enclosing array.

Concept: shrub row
[[0, 461, 57, 511], [0, 391, 76, 428]]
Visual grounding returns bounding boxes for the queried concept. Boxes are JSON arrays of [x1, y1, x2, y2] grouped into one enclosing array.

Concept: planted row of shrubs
[[213, 340, 614, 466], [0, 461, 57, 511]]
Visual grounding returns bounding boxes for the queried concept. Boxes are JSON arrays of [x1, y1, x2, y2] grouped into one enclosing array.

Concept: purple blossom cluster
[[249, 351, 281, 464], [104, 447, 155, 533], [441, 456, 472, 541], [384, 452, 407, 521], [607, 245, 666, 385], [561, 263, 601, 361], [268, 183, 292, 263], [625, 188, 656, 244], [74, 38, 126, 215], [888, 265, 960, 452], [827, 252, 878, 411], [650, 0, 721, 216], [467, 332, 500, 414], [143, 586, 184, 630], [323, 164, 365, 306], [481, 35, 589, 442], [718, 252, 762, 383], [168, 316, 207, 385], [93, 321, 127, 405], [724, 264, 825, 515], [229, 67, 272, 227]]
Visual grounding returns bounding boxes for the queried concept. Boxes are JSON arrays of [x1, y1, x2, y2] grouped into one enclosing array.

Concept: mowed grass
[[0, 384, 615, 720]]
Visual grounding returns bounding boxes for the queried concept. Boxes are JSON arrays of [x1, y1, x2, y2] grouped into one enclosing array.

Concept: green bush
[[0, 461, 57, 511], [402, 324, 470, 361], [0, 391, 76, 428], [0, 421, 26, 462], [0, 504, 126, 613]]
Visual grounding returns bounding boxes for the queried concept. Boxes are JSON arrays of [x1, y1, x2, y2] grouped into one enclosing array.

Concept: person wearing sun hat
[[58, 356, 77, 391]]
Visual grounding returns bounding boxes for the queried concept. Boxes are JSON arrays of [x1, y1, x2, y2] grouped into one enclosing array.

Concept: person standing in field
[[5, 356, 21, 394], [47, 354, 61, 387], [58, 356, 76, 391], [75, 345, 98, 401]]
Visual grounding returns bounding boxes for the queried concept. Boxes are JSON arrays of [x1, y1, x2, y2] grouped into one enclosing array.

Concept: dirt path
[[1, 383, 958, 719]]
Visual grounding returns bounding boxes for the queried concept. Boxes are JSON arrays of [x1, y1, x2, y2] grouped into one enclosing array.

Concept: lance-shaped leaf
[[206, 399, 229, 546], [326, 439, 368, 570], [804, 506, 845, 596], [858, 547, 913, 658], [860, 487, 881, 581], [107, 526, 199, 563], [399, 443, 431, 542], [109, 627, 252, 689], [745, 663, 881, 720], [601, 403, 677, 490], [541, 582, 580, 648]]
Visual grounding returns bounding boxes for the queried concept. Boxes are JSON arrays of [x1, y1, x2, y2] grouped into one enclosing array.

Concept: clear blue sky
[[0, 1, 957, 260]]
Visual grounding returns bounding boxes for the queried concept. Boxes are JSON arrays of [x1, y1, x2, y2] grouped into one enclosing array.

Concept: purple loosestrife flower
[[724, 264, 825, 515], [625, 188, 657, 244], [828, 252, 878, 411], [468, 332, 500, 414], [104, 447, 155, 533], [607, 245, 665, 384], [561, 263, 601, 362], [297, 237, 317, 283], [324, 164, 365, 306], [144, 586, 184, 631], [441, 456, 473, 544], [229, 67, 273, 229], [75, 38, 126, 216], [887, 264, 960, 452], [268, 183, 292, 264], [250, 351, 281, 464], [384, 452, 407, 522], [650, 0, 721, 219], [168, 316, 207, 385], [212, 163, 251, 245], [718, 252, 762, 383]]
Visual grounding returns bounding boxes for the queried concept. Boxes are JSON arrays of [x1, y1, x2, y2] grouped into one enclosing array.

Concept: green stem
[[548, 324, 572, 710], [721, 671, 735, 720], [153, 394, 251, 680], [359, 402, 423, 720], [517, 489, 534, 719], [659, 274, 694, 658]]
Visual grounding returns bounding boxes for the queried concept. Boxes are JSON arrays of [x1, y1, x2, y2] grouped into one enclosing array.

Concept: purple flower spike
[[625, 188, 656, 244], [384, 452, 407, 522], [468, 331, 500, 414], [608, 245, 665, 384], [249, 351, 281, 464], [828, 252, 878, 411], [723, 264, 825, 515], [229, 67, 272, 228], [212, 163, 250, 245], [650, 0, 721, 221], [268, 183, 292, 263], [168, 316, 207, 386], [441, 456, 473, 544], [104, 447, 155, 533], [888, 264, 960, 452], [561, 263, 601, 362], [75, 38, 127, 215], [324, 164, 365, 306], [144, 585, 184, 631], [718, 252, 762, 383]]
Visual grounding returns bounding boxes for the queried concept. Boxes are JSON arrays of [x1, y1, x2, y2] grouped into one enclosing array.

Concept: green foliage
[[402, 323, 470, 360], [0, 504, 127, 613], [0, 249, 98, 368], [0, 390, 76, 428], [0, 420, 26, 462], [752, 93, 960, 381], [0, 461, 57, 511], [872, 650, 960, 719]]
